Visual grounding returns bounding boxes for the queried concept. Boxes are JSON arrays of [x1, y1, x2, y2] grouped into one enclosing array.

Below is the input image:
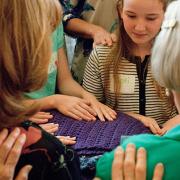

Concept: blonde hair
[[0, 0, 61, 129], [104, 0, 168, 109], [152, 0, 180, 91]]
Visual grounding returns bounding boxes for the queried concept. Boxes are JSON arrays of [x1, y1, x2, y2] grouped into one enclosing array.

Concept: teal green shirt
[[25, 23, 64, 99], [96, 125, 180, 180]]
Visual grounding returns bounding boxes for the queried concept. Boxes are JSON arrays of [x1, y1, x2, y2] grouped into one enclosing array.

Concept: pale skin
[[29, 48, 117, 138], [118, 0, 166, 135], [94, 144, 164, 180], [0, 128, 32, 180], [64, 18, 117, 48]]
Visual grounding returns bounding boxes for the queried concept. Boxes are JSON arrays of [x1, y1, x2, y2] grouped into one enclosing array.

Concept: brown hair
[[0, 0, 61, 129], [104, 0, 168, 109]]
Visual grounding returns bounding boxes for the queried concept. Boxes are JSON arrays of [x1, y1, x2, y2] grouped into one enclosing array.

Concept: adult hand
[[0, 128, 32, 180], [29, 111, 53, 124], [82, 92, 117, 121], [94, 144, 164, 180], [91, 25, 117, 48], [39, 123, 59, 134], [55, 95, 97, 121], [56, 136, 76, 145]]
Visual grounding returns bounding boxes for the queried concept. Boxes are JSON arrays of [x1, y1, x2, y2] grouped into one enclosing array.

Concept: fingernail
[[26, 165, 32, 173], [14, 128, 20, 136], [1, 128, 8, 134]]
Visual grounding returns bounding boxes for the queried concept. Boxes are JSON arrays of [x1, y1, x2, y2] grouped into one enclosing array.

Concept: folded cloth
[[50, 110, 151, 155]]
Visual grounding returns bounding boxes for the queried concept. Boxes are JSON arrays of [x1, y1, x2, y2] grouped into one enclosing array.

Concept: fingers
[[57, 97, 96, 121], [39, 123, 59, 134], [29, 112, 53, 124], [0, 129, 8, 146], [152, 163, 164, 180], [64, 107, 95, 121], [152, 122, 162, 135], [15, 165, 32, 180], [6, 134, 26, 167], [112, 146, 124, 180], [93, 29, 116, 48], [111, 33, 117, 43], [135, 147, 146, 180], [149, 122, 162, 135], [75, 103, 96, 121], [57, 136, 76, 145], [124, 144, 136, 179], [92, 103, 117, 121], [0, 128, 27, 180], [0, 128, 21, 164], [80, 100, 97, 116], [99, 105, 117, 121], [160, 128, 167, 135]]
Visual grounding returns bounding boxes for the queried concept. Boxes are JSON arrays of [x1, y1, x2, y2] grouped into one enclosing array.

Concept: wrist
[[88, 24, 102, 39]]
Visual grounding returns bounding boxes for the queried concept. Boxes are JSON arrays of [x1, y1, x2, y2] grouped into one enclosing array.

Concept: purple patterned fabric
[[50, 110, 151, 155]]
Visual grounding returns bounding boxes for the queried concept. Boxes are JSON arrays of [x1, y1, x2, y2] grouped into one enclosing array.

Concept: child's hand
[[55, 95, 97, 121], [126, 112, 162, 135], [29, 111, 53, 124], [82, 92, 117, 121], [56, 136, 76, 145], [140, 116, 162, 135], [39, 123, 59, 134]]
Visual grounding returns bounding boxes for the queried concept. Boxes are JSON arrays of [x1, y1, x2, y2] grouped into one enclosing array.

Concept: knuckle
[[10, 148, 19, 157], [1, 168, 11, 179], [135, 164, 145, 175], [124, 160, 135, 171]]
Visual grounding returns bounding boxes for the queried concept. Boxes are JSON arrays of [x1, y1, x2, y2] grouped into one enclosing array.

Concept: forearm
[[58, 78, 88, 98], [24, 95, 64, 111], [125, 112, 145, 122], [65, 18, 101, 39]]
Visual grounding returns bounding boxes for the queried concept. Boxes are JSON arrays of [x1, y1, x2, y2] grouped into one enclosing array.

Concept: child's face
[[120, 0, 164, 46]]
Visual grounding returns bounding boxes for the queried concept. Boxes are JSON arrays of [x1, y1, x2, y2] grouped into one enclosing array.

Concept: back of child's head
[[151, 0, 180, 92], [0, 0, 61, 129]]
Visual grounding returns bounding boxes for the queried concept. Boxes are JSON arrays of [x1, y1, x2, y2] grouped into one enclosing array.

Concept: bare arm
[[65, 18, 116, 47]]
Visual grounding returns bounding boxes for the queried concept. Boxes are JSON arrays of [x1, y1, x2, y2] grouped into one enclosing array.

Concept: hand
[[0, 128, 32, 180], [126, 112, 162, 135], [140, 117, 162, 135], [82, 92, 117, 121], [29, 111, 53, 124], [94, 144, 164, 180], [39, 123, 59, 134], [56, 136, 76, 145], [54, 95, 97, 121], [161, 115, 180, 134], [91, 25, 117, 48]]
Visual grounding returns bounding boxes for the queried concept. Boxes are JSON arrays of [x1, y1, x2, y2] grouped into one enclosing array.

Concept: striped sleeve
[[83, 47, 105, 102]]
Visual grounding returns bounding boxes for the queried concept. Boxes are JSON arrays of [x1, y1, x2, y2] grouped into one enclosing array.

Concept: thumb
[[15, 165, 32, 180]]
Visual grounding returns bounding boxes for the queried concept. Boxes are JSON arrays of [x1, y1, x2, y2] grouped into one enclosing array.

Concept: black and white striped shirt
[[83, 46, 177, 125]]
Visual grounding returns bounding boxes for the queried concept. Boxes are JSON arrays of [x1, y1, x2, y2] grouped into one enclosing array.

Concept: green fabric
[[96, 125, 180, 180], [25, 23, 64, 99]]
